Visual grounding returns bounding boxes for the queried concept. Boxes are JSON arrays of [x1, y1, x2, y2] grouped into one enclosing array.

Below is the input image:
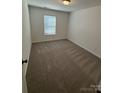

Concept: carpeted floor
[[26, 39, 101, 93]]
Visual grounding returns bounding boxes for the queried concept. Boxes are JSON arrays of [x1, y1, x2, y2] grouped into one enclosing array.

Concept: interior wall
[[68, 5, 101, 57], [29, 6, 69, 43]]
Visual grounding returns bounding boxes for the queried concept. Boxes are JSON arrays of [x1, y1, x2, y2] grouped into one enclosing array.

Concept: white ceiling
[[28, 0, 101, 12]]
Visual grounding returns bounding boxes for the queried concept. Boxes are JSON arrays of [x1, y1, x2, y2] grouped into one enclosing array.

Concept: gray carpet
[[26, 39, 101, 93]]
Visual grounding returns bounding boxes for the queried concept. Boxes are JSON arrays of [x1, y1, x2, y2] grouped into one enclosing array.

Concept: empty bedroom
[[22, 0, 101, 93]]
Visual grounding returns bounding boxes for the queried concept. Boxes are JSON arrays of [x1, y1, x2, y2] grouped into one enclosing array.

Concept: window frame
[[43, 15, 57, 35]]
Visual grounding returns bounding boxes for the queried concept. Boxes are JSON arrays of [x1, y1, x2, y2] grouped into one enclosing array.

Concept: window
[[44, 15, 56, 35]]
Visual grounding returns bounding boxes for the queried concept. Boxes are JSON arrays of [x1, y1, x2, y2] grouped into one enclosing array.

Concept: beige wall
[[29, 6, 69, 43], [68, 6, 101, 57]]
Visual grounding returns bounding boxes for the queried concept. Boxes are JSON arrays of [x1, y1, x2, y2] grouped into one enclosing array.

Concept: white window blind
[[44, 15, 56, 35]]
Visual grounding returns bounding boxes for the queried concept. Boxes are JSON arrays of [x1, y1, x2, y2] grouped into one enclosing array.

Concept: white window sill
[[44, 33, 56, 36]]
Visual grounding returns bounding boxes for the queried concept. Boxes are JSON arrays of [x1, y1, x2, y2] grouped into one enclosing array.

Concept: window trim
[[43, 15, 56, 36]]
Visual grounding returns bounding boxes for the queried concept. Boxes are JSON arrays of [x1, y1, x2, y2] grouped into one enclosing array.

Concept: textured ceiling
[[28, 0, 101, 12]]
